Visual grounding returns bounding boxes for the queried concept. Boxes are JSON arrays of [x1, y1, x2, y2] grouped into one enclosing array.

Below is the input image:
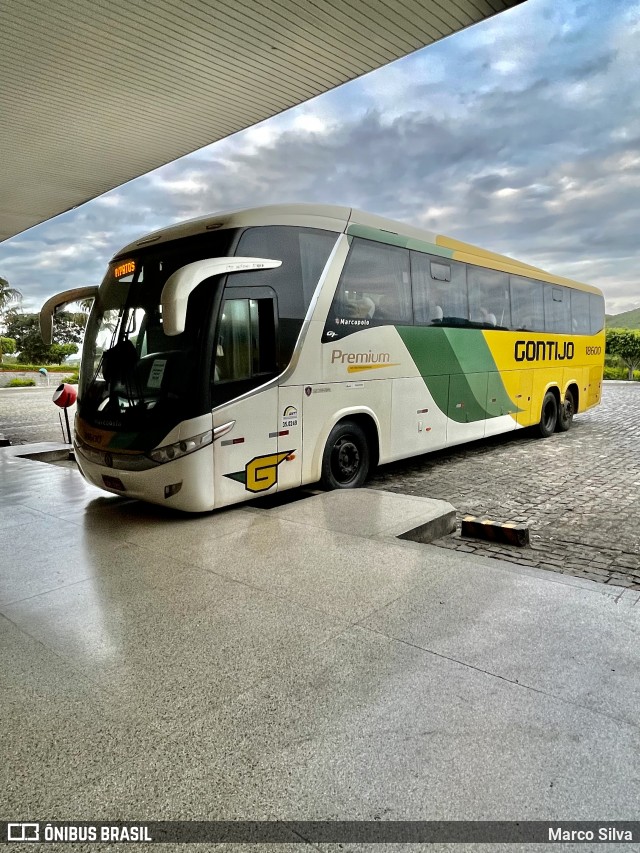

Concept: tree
[[4, 312, 84, 365], [606, 328, 640, 380], [0, 336, 16, 364], [0, 276, 22, 327], [48, 343, 79, 365]]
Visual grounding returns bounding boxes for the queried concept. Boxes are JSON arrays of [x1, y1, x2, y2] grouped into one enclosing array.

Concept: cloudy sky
[[1, 0, 639, 314]]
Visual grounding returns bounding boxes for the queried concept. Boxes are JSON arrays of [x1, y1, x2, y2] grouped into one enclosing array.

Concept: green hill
[[605, 307, 640, 329]]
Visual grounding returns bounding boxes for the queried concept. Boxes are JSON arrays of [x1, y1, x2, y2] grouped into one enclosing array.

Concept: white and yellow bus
[[41, 204, 605, 512]]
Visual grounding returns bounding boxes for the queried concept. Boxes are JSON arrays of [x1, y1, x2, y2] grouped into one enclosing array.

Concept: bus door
[[212, 287, 281, 507]]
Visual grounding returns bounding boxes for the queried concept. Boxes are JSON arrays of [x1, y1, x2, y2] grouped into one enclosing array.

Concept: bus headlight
[[148, 429, 213, 464]]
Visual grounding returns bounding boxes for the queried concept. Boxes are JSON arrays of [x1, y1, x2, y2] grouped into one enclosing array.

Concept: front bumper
[[75, 442, 215, 512]]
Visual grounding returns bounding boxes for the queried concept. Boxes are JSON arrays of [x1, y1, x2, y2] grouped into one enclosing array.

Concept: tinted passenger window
[[412, 252, 468, 325], [589, 293, 605, 334], [544, 285, 572, 333], [467, 265, 510, 328], [232, 226, 337, 367], [570, 290, 591, 335], [233, 226, 338, 318], [332, 238, 412, 325], [510, 276, 545, 331]]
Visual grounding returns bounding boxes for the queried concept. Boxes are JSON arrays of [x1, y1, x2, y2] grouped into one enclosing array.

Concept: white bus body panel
[[212, 386, 279, 508], [390, 377, 448, 459], [277, 385, 304, 492]]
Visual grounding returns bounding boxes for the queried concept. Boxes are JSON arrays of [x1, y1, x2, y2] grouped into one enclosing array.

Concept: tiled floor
[[2, 445, 640, 845]]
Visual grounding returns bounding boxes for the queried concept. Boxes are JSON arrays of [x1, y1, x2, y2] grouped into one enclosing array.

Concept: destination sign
[[114, 260, 136, 279]]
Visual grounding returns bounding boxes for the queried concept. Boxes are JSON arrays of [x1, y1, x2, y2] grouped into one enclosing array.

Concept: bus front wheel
[[321, 420, 370, 489], [556, 389, 575, 432], [537, 391, 558, 438]]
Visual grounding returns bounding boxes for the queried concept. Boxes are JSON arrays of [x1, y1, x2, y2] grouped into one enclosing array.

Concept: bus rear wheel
[[537, 391, 558, 438], [321, 420, 370, 489], [556, 389, 575, 432]]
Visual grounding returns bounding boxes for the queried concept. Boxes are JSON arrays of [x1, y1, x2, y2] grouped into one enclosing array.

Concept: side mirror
[[161, 257, 281, 336], [40, 286, 99, 345]]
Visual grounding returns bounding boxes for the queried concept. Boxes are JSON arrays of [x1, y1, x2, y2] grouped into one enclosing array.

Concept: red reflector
[[103, 476, 125, 491], [278, 430, 289, 436], [232, 437, 245, 444]]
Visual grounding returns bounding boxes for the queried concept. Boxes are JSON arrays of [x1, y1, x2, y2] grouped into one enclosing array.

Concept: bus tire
[[537, 391, 558, 438], [321, 420, 370, 490], [556, 389, 575, 432]]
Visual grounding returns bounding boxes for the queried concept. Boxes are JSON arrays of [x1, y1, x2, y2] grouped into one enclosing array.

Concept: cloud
[[1, 0, 639, 315]]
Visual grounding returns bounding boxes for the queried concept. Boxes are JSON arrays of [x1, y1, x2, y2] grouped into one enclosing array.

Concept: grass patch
[[6, 377, 36, 387]]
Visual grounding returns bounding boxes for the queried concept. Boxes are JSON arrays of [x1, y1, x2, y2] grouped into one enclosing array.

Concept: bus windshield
[[79, 230, 237, 441]]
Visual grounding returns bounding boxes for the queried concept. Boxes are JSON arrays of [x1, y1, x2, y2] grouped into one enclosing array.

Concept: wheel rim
[[331, 436, 361, 484], [543, 399, 556, 431], [564, 395, 574, 421]]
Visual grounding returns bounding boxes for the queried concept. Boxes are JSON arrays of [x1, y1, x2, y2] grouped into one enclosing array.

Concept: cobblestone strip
[[369, 383, 640, 590]]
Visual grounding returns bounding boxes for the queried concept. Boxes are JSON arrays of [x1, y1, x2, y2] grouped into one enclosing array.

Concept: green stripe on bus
[[346, 224, 454, 258], [396, 326, 520, 422]]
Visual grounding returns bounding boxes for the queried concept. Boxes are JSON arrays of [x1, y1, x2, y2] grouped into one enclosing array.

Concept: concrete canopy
[[1, 0, 524, 242]]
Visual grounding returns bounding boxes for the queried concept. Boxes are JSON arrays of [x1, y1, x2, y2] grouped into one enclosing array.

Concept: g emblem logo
[[245, 451, 292, 493]]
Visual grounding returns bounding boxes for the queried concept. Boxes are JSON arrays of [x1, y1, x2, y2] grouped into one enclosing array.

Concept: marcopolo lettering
[[331, 349, 391, 365], [514, 340, 575, 362]]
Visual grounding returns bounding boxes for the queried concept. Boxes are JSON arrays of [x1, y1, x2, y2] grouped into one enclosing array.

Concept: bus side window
[[570, 290, 590, 335], [510, 276, 544, 332], [411, 251, 468, 326], [544, 285, 572, 334], [468, 266, 510, 329], [233, 225, 338, 367], [589, 293, 605, 334], [332, 238, 412, 325]]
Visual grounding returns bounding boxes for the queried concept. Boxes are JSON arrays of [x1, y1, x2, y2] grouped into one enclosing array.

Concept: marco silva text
[[549, 826, 633, 842]]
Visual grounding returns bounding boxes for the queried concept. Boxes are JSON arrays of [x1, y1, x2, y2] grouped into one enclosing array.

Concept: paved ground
[[2, 383, 639, 590], [1, 450, 640, 843], [0, 386, 76, 445], [370, 383, 640, 590]]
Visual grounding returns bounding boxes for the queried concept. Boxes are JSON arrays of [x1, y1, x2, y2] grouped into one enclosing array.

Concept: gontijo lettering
[[114, 260, 136, 278], [514, 340, 575, 362]]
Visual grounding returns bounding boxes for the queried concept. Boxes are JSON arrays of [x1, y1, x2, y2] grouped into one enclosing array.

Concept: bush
[[6, 377, 36, 387], [0, 363, 71, 372], [62, 373, 79, 385], [604, 366, 640, 380], [606, 328, 640, 380]]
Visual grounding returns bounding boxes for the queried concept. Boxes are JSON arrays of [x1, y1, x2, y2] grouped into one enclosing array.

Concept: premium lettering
[[514, 340, 574, 362], [331, 349, 391, 365]]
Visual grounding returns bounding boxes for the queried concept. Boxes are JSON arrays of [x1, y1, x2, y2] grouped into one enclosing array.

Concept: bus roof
[[113, 203, 601, 295]]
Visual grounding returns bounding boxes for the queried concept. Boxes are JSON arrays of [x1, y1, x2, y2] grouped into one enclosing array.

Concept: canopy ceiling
[[1, 0, 524, 242]]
